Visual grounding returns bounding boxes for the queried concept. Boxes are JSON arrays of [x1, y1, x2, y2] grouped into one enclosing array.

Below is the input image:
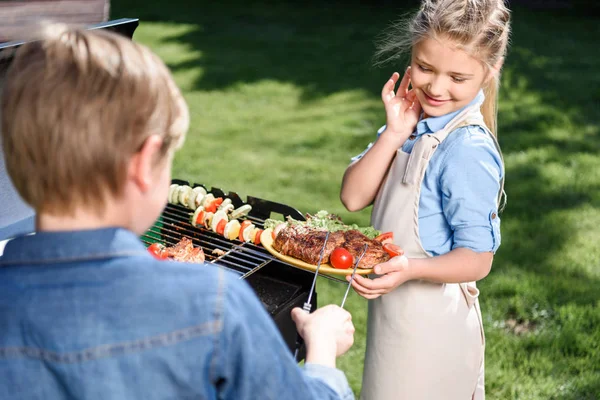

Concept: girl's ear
[[485, 57, 504, 84], [129, 135, 164, 193]]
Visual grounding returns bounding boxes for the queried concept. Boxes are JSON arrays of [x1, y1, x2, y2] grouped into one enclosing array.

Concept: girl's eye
[[452, 76, 466, 83], [417, 64, 431, 72]]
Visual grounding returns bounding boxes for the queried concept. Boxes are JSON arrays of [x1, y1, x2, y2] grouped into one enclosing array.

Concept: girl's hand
[[347, 255, 411, 299], [380, 67, 422, 145]]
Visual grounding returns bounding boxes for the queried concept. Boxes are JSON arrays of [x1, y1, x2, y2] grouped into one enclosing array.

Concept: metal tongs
[[341, 244, 368, 309], [293, 230, 330, 361]]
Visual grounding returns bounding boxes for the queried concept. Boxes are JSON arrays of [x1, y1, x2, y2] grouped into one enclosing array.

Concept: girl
[[340, 0, 511, 399]]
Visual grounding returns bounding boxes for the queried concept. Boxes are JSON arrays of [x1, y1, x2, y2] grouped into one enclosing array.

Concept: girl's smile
[[410, 37, 489, 118]]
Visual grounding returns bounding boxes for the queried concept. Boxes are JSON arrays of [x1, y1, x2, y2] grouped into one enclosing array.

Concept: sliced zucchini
[[231, 204, 252, 219]]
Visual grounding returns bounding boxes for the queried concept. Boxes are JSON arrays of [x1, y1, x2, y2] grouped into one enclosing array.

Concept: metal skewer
[[293, 230, 330, 362], [340, 244, 368, 309]]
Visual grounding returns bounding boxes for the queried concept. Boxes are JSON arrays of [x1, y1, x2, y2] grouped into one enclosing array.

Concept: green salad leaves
[[264, 210, 381, 239]]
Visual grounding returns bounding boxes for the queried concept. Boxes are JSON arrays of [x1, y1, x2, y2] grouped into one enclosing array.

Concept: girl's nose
[[427, 76, 445, 98]]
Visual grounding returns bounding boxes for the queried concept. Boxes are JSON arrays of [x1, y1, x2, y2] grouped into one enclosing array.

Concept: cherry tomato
[[147, 243, 168, 260], [216, 219, 227, 236], [330, 247, 353, 269], [375, 232, 394, 244], [383, 243, 404, 258]]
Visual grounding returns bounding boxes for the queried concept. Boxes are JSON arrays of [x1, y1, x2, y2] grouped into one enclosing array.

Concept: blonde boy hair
[[1, 25, 189, 215], [374, 0, 511, 137]]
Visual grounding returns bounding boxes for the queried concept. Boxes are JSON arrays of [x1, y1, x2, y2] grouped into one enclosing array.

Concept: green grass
[[112, 2, 600, 398]]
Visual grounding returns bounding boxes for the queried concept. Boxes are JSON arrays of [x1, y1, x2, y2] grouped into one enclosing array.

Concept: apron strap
[[455, 116, 506, 209], [403, 104, 481, 185]]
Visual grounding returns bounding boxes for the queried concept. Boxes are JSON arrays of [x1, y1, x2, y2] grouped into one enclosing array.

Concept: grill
[[141, 179, 321, 358]]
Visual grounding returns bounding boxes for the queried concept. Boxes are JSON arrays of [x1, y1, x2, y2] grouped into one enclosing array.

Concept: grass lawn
[[113, 1, 600, 398]]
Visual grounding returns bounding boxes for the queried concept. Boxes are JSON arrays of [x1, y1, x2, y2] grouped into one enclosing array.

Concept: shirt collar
[[416, 89, 485, 135], [0, 227, 148, 266]]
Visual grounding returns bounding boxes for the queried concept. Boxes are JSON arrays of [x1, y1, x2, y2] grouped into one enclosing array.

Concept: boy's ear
[[129, 135, 164, 192]]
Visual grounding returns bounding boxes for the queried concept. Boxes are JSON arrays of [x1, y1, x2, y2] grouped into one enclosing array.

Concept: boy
[[0, 26, 355, 399]]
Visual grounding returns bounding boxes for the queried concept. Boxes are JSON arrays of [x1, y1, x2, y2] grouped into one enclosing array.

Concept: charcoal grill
[[141, 179, 324, 358]]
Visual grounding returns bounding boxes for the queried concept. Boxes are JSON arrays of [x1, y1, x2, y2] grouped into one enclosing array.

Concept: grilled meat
[[273, 224, 345, 265], [166, 237, 205, 263], [342, 230, 389, 268], [273, 225, 389, 268]]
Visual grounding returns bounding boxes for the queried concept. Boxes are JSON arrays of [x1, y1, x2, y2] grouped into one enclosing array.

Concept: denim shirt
[[0, 228, 354, 400], [353, 91, 503, 256]]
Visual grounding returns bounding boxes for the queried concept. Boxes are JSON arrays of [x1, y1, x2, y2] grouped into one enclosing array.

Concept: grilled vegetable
[[203, 211, 214, 229], [148, 243, 168, 260], [168, 184, 179, 204], [178, 185, 193, 206], [211, 210, 229, 233], [231, 204, 252, 219], [252, 228, 264, 245], [223, 219, 241, 240], [239, 220, 254, 242], [189, 186, 207, 210], [191, 207, 206, 228], [205, 197, 224, 213]]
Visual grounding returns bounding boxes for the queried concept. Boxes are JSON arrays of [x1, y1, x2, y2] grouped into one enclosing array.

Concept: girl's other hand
[[348, 255, 411, 299], [380, 67, 422, 146]]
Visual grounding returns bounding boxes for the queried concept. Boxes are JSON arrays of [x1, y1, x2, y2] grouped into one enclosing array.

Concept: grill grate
[[140, 180, 305, 281]]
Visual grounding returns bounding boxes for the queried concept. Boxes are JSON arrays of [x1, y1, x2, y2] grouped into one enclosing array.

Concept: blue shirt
[[0, 228, 354, 400], [353, 91, 503, 255]]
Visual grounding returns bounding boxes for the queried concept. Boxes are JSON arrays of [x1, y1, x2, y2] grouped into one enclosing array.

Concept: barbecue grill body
[[142, 180, 316, 359]]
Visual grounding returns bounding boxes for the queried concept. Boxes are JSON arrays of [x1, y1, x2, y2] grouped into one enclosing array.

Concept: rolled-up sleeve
[[439, 127, 503, 253], [350, 125, 386, 162]]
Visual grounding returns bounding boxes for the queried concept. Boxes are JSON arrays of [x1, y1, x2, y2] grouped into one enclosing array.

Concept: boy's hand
[[380, 67, 422, 146], [291, 305, 355, 366], [348, 255, 411, 299]]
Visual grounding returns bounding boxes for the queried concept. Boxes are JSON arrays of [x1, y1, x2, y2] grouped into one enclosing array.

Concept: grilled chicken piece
[[166, 237, 205, 263], [342, 230, 389, 268]]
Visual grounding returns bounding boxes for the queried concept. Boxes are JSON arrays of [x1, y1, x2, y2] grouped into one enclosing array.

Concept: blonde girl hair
[[1, 24, 189, 215], [374, 0, 511, 137]]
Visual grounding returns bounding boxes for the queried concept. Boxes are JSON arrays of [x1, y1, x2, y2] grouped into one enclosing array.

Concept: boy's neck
[[36, 202, 131, 233]]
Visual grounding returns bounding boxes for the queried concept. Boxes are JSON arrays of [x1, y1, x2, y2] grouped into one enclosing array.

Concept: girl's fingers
[[396, 66, 411, 98], [350, 278, 389, 295], [381, 72, 400, 100]]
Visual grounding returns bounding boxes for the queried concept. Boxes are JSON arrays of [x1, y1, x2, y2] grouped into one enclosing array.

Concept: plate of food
[[260, 211, 400, 276]]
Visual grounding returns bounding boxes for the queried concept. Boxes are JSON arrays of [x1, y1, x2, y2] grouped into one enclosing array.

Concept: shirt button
[[409, 134, 417, 140], [491, 213, 497, 219]]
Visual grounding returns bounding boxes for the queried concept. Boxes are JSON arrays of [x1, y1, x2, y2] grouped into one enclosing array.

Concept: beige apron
[[360, 104, 502, 400]]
